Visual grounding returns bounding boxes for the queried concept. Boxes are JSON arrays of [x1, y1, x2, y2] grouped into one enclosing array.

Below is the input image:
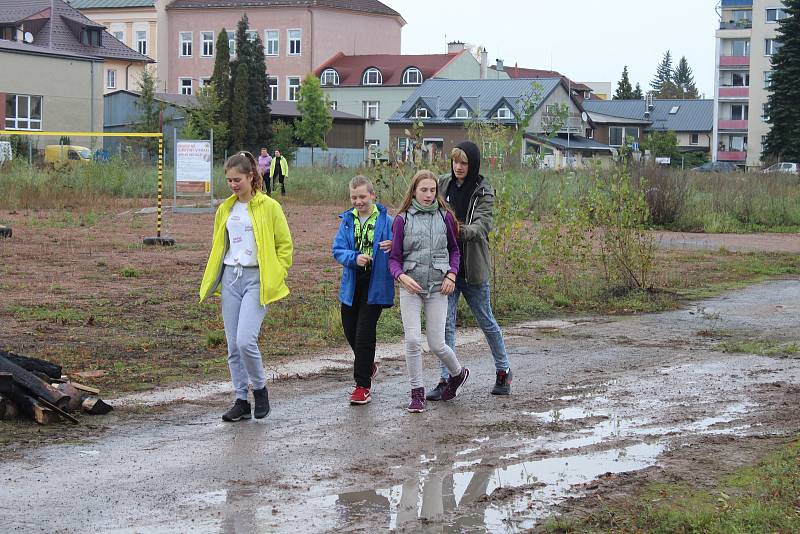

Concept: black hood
[[451, 140, 481, 184]]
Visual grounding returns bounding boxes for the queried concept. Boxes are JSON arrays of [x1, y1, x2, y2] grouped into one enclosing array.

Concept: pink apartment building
[[165, 0, 404, 99]]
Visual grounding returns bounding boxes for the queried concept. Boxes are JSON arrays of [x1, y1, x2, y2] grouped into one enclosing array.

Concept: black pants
[[341, 275, 383, 388], [272, 174, 285, 195]]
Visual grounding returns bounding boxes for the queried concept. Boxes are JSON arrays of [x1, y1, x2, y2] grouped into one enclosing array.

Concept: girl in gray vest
[[389, 170, 469, 412]]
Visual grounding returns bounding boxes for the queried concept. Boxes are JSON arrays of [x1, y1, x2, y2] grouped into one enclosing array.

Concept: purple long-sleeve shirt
[[388, 210, 460, 280]]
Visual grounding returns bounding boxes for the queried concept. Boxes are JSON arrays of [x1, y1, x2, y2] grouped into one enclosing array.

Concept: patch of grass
[[121, 267, 140, 278], [718, 339, 799, 357], [10, 304, 85, 324], [544, 438, 800, 533], [206, 330, 225, 348]]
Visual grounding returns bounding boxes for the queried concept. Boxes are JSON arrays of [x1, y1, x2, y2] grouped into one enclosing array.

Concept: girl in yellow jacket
[[199, 151, 293, 422]]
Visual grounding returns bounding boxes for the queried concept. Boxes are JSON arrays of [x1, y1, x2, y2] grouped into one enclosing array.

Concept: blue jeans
[[441, 278, 510, 381]]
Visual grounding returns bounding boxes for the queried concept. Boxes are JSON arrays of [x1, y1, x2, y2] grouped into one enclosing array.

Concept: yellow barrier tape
[[0, 130, 162, 137]]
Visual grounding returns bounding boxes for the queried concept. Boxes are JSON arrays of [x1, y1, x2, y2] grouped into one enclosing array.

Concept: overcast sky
[[380, 0, 719, 98]]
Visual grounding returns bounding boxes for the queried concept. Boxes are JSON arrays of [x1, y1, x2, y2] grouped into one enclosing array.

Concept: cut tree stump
[[0, 350, 62, 380]]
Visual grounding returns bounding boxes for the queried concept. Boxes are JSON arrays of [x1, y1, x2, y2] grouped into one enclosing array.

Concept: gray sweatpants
[[221, 265, 268, 400], [399, 287, 462, 389]]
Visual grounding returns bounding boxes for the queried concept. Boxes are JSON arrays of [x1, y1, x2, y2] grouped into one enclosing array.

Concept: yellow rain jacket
[[199, 191, 293, 306]]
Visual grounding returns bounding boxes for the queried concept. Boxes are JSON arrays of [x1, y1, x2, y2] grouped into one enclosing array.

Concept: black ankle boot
[[253, 386, 270, 419]]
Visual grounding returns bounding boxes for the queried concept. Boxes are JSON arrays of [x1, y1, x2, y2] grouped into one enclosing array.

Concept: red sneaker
[[349, 386, 371, 405]]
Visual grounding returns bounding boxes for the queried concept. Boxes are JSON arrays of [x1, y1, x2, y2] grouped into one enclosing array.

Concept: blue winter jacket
[[332, 203, 395, 307]]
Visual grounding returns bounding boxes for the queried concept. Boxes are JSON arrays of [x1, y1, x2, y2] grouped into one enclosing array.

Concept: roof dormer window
[[494, 106, 512, 119], [362, 68, 383, 86], [669, 105, 680, 114], [320, 68, 339, 86], [0, 25, 17, 41], [415, 107, 429, 119], [402, 67, 423, 85], [81, 28, 102, 46], [454, 107, 469, 119]]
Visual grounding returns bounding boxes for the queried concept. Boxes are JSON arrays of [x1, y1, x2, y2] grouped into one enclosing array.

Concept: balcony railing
[[719, 86, 750, 98], [720, 55, 750, 66], [718, 150, 747, 161], [719, 20, 752, 29], [718, 119, 749, 130]]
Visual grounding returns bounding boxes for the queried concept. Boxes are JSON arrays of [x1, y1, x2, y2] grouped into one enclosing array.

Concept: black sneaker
[[222, 399, 252, 422], [253, 386, 270, 419], [425, 379, 448, 401], [491, 369, 513, 395]]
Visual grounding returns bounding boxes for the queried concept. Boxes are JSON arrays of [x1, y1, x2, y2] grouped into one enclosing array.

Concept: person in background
[[269, 149, 289, 196], [257, 147, 272, 195]]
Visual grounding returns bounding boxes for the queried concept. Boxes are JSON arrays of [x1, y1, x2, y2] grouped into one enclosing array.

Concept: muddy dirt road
[[2, 280, 799, 533]]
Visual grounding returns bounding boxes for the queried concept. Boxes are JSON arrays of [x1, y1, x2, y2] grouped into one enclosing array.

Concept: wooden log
[[17, 394, 58, 425], [0, 354, 69, 409], [0, 350, 62, 380], [0, 394, 19, 420], [0, 372, 12, 396], [70, 382, 100, 395], [82, 397, 113, 415], [55, 382, 83, 412]]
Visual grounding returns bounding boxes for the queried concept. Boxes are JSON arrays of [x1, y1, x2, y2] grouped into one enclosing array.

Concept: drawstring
[[229, 264, 243, 286]]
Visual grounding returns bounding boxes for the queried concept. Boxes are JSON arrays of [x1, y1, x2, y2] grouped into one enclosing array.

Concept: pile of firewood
[[0, 350, 112, 425]]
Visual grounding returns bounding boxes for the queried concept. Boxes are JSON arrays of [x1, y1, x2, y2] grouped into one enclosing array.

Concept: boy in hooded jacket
[[427, 141, 514, 400]]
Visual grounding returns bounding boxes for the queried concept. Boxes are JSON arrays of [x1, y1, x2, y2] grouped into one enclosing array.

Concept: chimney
[[496, 58, 504, 72], [447, 41, 466, 54], [480, 47, 488, 79]]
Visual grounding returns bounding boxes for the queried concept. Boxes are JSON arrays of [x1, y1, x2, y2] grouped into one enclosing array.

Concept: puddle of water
[[526, 406, 608, 422], [302, 442, 665, 532]]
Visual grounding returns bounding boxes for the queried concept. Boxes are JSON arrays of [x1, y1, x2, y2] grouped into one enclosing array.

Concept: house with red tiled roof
[[313, 41, 482, 157], [488, 60, 600, 100], [0, 0, 151, 144]]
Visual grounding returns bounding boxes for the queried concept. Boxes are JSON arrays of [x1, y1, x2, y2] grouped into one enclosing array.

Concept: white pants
[[399, 287, 462, 389]]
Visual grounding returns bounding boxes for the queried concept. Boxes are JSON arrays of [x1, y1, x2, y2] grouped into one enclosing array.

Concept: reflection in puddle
[[321, 442, 663, 532]]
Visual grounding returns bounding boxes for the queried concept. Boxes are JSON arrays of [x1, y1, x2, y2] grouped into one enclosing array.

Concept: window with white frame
[[398, 137, 409, 155], [730, 39, 749, 56], [287, 76, 301, 101], [5, 94, 43, 130], [362, 68, 382, 85], [106, 69, 116, 89], [245, 30, 257, 43], [402, 67, 422, 85], [731, 103, 748, 120], [320, 69, 339, 86], [330, 100, 337, 110], [227, 31, 235, 56], [764, 71, 773, 88], [201, 31, 213, 56], [766, 8, 788, 22], [453, 107, 469, 119], [180, 78, 192, 95], [267, 76, 278, 101], [179, 32, 192, 56], [288, 29, 301, 55], [265, 30, 278, 56], [494, 106, 511, 119], [608, 126, 639, 146], [363, 100, 379, 120], [762, 102, 770, 121], [200, 77, 212, 87], [136, 30, 147, 55], [765, 38, 782, 55], [110, 23, 125, 44], [414, 107, 428, 119], [730, 72, 749, 86], [690, 133, 699, 145]]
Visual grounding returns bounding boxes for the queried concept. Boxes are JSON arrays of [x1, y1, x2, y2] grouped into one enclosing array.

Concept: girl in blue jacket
[[332, 175, 394, 405]]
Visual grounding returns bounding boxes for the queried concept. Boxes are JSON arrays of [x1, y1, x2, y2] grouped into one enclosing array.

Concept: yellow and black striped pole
[[157, 136, 163, 238]]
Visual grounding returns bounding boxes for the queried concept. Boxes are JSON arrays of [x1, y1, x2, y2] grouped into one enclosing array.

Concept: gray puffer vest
[[402, 206, 451, 295]]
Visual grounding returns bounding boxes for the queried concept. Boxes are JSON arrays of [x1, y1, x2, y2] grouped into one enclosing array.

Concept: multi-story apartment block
[[165, 0, 403, 98], [713, 0, 788, 168], [72, 0, 404, 98]]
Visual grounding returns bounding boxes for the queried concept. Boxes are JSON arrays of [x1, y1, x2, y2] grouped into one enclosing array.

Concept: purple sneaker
[[441, 367, 470, 401], [407, 387, 425, 413]]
